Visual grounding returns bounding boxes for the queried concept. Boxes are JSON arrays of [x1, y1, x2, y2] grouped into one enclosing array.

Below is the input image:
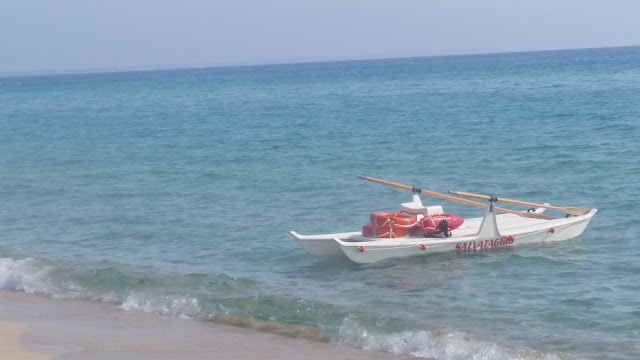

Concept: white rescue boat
[[289, 176, 597, 264]]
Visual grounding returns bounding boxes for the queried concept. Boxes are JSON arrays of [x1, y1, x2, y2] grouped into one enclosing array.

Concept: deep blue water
[[1, 46, 639, 359]]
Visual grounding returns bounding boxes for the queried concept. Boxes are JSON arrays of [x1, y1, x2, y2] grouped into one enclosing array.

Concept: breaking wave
[[0, 256, 581, 360], [0, 257, 58, 294], [337, 317, 581, 360], [120, 292, 202, 318]]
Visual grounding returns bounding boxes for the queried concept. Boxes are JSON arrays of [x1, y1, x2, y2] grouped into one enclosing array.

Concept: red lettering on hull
[[455, 235, 515, 252]]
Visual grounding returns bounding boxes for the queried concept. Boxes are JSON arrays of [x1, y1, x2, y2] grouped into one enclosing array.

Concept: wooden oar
[[448, 190, 591, 216], [357, 176, 554, 220]]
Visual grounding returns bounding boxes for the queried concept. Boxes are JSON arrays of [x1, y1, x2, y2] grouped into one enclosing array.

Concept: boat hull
[[290, 209, 597, 264]]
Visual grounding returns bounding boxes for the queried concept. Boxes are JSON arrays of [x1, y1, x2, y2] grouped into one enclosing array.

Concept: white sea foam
[[0, 257, 55, 293], [119, 292, 201, 318], [0, 257, 96, 300], [337, 317, 579, 360], [0, 257, 200, 320]]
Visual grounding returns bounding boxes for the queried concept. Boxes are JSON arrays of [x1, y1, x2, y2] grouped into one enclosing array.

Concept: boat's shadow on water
[[294, 245, 569, 293], [301, 246, 514, 269], [294, 251, 479, 292]]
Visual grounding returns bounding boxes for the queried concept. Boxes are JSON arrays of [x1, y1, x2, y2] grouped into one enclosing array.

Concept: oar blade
[[563, 207, 591, 216]]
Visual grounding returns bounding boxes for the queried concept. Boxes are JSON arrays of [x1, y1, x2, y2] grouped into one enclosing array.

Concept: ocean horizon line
[[1, 44, 638, 80]]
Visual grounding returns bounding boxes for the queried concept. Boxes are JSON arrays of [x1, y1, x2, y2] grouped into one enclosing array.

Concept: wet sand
[[0, 291, 415, 360], [0, 321, 50, 360]]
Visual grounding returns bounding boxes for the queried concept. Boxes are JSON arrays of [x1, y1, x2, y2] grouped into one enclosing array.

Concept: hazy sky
[[1, 0, 639, 75]]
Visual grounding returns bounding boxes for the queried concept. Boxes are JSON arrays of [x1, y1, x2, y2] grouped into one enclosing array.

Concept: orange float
[[362, 212, 418, 238], [369, 212, 417, 227]]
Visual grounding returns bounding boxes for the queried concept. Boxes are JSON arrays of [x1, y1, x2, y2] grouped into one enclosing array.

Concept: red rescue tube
[[370, 212, 417, 227], [420, 214, 464, 234]]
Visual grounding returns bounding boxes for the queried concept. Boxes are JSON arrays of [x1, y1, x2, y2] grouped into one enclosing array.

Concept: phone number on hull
[[455, 235, 515, 251]]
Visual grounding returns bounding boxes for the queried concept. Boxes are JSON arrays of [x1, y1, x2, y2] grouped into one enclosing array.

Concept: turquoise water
[[1, 47, 639, 359]]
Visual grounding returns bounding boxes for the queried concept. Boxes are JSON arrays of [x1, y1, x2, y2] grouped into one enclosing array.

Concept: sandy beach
[[0, 321, 50, 360], [0, 290, 414, 360]]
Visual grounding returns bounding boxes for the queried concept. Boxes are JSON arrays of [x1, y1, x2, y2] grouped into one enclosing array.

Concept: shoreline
[[0, 290, 414, 360], [2, 45, 638, 79]]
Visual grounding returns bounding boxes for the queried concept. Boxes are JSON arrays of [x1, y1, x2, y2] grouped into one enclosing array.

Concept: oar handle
[[358, 176, 554, 220]]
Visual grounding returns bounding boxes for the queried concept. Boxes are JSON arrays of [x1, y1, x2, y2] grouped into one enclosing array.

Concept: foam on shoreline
[[0, 290, 412, 360]]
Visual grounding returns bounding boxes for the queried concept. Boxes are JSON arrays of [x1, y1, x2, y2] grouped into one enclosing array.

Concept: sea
[[1, 46, 639, 360]]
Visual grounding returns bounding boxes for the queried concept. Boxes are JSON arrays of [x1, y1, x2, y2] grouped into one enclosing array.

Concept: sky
[[1, 0, 639, 75]]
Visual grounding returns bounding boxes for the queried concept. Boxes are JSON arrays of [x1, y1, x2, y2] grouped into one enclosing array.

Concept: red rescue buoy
[[369, 212, 417, 227], [362, 212, 419, 238], [420, 214, 464, 235]]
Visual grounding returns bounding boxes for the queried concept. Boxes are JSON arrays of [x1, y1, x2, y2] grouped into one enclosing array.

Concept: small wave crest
[[0, 256, 205, 319], [337, 316, 579, 360], [120, 292, 202, 318], [0, 257, 55, 293], [208, 314, 330, 343]]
